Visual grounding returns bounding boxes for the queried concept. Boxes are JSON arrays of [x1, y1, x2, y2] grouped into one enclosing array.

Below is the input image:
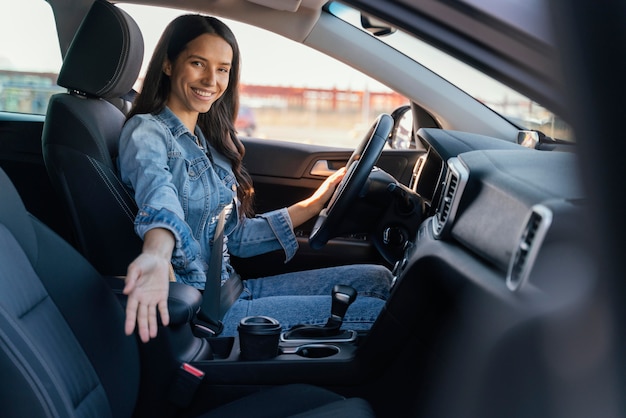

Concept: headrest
[[57, 0, 144, 99]]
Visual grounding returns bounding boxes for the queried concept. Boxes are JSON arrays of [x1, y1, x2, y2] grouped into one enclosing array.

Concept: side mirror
[[517, 130, 540, 149], [517, 129, 571, 149], [388, 105, 414, 149]]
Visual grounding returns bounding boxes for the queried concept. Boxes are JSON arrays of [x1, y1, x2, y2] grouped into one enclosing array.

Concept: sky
[[0, 1, 63, 72]]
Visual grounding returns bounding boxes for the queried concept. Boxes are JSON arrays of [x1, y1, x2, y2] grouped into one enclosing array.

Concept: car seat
[[0, 164, 375, 417], [41, 0, 144, 276]]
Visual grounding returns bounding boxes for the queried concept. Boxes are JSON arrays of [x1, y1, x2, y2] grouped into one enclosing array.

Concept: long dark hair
[[128, 14, 255, 217]]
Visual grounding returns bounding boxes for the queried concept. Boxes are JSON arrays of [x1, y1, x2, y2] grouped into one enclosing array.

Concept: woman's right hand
[[123, 228, 174, 343]]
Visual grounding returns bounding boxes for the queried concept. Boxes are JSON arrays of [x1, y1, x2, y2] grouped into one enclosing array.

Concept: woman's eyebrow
[[187, 54, 207, 61], [188, 54, 231, 66]]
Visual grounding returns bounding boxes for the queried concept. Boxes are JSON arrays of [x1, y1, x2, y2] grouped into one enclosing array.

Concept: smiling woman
[[116, 11, 394, 342]]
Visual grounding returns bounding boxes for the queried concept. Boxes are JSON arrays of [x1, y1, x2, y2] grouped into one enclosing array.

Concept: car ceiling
[[119, 0, 327, 42], [48, 0, 326, 56]]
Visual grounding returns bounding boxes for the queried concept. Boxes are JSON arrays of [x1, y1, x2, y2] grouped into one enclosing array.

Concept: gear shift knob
[[282, 284, 358, 340], [330, 284, 357, 322]]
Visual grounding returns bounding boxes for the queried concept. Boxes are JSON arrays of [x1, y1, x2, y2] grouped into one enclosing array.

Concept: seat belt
[[193, 207, 227, 336], [193, 206, 243, 337], [169, 209, 230, 410]]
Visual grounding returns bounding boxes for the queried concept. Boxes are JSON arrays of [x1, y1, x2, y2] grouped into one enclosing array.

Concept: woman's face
[[163, 33, 233, 127]]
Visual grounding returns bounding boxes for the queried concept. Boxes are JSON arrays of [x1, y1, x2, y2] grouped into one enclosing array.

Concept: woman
[[118, 14, 392, 343]]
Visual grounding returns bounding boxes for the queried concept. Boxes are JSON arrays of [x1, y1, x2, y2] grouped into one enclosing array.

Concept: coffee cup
[[237, 316, 281, 361]]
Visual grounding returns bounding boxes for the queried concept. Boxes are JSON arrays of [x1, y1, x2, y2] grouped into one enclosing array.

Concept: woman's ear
[[163, 59, 172, 76]]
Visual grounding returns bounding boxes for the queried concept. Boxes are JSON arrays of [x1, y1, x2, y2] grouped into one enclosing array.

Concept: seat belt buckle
[[168, 362, 205, 408], [192, 314, 224, 338]]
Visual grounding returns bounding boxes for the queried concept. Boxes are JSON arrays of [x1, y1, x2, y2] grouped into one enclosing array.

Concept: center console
[[132, 271, 413, 417], [188, 284, 367, 385]]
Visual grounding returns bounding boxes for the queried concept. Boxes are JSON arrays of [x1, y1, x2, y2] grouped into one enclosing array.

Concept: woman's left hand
[[310, 166, 346, 208], [287, 166, 346, 228]]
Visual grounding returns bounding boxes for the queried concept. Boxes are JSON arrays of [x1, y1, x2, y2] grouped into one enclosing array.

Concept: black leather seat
[[0, 165, 375, 417], [42, 0, 144, 276]]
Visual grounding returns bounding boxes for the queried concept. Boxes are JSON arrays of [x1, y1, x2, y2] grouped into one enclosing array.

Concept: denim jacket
[[118, 107, 298, 289]]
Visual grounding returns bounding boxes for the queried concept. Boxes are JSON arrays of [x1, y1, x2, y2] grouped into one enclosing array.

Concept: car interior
[[1, 0, 623, 417]]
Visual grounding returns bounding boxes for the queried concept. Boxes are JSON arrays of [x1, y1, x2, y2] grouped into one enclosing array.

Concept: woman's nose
[[201, 71, 216, 86]]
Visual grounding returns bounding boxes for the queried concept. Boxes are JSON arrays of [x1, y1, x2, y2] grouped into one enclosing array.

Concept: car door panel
[[242, 137, 418, 211]]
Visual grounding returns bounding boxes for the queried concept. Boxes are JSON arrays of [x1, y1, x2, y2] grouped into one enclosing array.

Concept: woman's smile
[[191, 87, 215, 98]]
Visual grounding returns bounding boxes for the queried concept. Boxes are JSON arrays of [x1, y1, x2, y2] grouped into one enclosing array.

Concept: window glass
[[119, 3, 406, 148], [328, 2, 574, 142], [0, 0, 63, 115]]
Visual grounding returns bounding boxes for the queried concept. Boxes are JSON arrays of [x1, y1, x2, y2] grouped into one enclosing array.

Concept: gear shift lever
[[282, 284, 357, 340], [326, 284, 357, 328]]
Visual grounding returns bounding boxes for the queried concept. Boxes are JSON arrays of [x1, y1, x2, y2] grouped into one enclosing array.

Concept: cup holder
[[294, 344, 340, 358]]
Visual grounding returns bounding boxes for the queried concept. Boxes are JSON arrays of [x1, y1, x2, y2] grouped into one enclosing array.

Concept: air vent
[[432, 157, 468, 238], [506, 204, 553, 291]]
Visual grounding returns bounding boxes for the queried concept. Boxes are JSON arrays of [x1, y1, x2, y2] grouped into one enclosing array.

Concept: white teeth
[[192, 88, 213, 97]]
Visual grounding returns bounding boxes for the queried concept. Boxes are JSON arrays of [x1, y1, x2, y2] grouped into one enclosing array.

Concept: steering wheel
[[309, 113, 394, 249]]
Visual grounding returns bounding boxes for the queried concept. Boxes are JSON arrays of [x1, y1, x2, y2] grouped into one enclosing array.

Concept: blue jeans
[[220, 264, 393, 337]]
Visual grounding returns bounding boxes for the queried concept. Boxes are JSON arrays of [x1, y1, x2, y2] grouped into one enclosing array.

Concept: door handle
[[310, 160, 338, 177]]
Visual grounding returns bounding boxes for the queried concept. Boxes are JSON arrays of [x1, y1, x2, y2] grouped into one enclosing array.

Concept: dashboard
[[399, 128, 585, 293], [409, 128, 524, 216]]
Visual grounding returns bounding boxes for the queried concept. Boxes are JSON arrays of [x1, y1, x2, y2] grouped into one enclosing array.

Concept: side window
[[0, 0, 63, 115], [120, 4, 406, 148], [234, 28, 406, 148]]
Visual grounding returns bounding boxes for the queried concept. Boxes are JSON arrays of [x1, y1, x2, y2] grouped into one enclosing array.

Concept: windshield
[[327, 2, 573, 142]]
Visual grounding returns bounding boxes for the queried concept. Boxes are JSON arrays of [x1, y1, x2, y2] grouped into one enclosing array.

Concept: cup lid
[[238, 315, 281, 334]]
